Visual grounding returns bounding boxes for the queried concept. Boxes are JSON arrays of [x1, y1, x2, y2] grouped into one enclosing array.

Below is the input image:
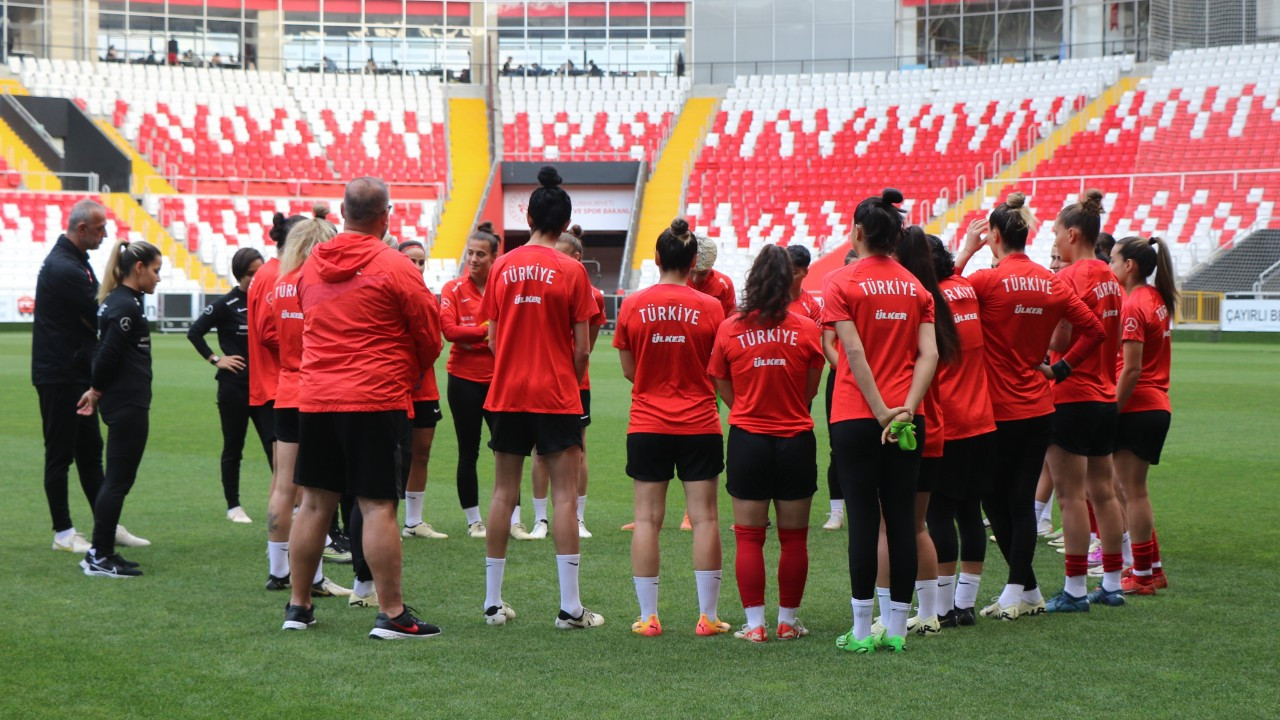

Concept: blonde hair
[[99, 240, 161, 303], [278, 215, 337, 275]]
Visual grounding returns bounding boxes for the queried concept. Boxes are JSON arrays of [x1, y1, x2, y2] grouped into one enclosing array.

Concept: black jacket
[[94, 285, 153, 416], [187, 287, 250, 383], [31, 235, 100, 387]]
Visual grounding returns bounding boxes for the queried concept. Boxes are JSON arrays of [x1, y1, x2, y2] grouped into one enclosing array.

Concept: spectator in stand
[[502, 57, 513, 75], [588, 60, 602, 77], [106, 46, 118, 62], [211, 52, 222, 67]]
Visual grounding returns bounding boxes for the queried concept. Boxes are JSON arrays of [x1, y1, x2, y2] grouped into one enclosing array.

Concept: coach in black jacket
[[32, 200, 108, 552]]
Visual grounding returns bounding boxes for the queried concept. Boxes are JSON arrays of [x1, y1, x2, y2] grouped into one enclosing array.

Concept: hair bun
[[1082, 188, 1105, 213], [669, 218, 690, 236], [476, 220, 494, 234], [569, 223, 583, 239], [881, 188, 905, 205], [537, 166, 562, 188], [271, 212, 286, 228], [1005, 191, 1026, 209], [312, 202, 330, 220]]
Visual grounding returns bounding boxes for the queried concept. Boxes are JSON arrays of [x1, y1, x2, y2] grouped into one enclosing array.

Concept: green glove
[[888, 421, 917, 452]]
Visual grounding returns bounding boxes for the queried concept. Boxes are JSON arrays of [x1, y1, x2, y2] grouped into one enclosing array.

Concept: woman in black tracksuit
[[187, 247, 273, 522], [77, 240, 163, 578]]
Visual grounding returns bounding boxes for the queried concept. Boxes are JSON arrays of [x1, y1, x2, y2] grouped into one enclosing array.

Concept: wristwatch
[[210, 355, 221, 365]]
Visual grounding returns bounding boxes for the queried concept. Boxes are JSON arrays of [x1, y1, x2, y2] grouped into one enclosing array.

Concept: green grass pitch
[[0, 333, 1276, 718]]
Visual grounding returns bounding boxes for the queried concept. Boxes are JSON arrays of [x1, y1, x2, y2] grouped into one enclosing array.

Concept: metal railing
[[1177, 290, 1222, 324], [619, 159, 647, 291], [0, 89, 62, 159]]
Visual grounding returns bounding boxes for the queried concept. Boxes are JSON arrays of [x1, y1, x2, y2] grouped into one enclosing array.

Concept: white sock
[[1090, 532, 1099, 544], [577, 495, 587, 522], [510, 505, 522, 526], [556, 553, 583, 617], [465, 506, 481, 526], [915, 579, 938, 620], [268, 541, 290, 577], [694, 569, 721, 620], [778, 606, 797, 626], [1065, 574, 1088, 597], [852, 597, 874, 640], [1034, 500, 1046, 521], [888, 601, 911, 638], [745, 604, 765, 630], [998, 583, 1024, 608], [876, 586, 891, 623], [532, 497, 548, 524], [955, 572, 981, 609], [1152, 558, 1163, 570], [55, 528, 76, 544], [313, 559, 324, 585], [353, 578, 375, 597], [405, 491, 424, 527], [1121, 531, 1133, 566], [1022, 585, 1043, 604], [634, 576, 659, 619], [937, 574, 956, 611], [1042, 502, 1054, 522], [484, 557, 506, 610], [830, 499, 844, 515], [1102, 569, 1122, 593]]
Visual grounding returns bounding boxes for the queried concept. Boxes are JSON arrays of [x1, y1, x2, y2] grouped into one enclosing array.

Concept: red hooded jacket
[[297, 232, 441, 413]]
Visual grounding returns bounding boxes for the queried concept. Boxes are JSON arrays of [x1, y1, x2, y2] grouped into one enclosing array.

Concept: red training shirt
[[689, 268, 737, 317], [440, 273, 493, 384], [937, 275, 997, 441], [1053, 258, 1123, 404], [822, 255, 936, 423], [246, 257, 280, 407], [480, 244, 598, 414], [1118, 284, 1172, 414], [920, 384, 944, 458], [966, 253, 1106, 422], [613, 283, 725, 435], [579, 285, 608, 391], [789, 290, 823, 324], [410, 286, 442, 403], [268, 268, 303, 410], [708, 310, 824, 436]]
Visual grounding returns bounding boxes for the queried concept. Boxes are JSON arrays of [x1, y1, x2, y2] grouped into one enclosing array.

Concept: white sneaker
[[116, 525, 151, 548], [528, 519, 549, 539], [1036, 518, 1053, 536], [510, 522, 534, 541], [313, 576, 352, 597], [578, 519, 592, 539], [555, 607, 604, 629], [822, 512, 844, 531], [907, 615, 942, 636], [52, 531, 91, 553], [402, 522, 448, 539], [485, 602, 517, 626], [979, 598, 1020, 621], [466, 521, 487, 538], [349, 589, 378, 608], [227, 506, 252, 524]]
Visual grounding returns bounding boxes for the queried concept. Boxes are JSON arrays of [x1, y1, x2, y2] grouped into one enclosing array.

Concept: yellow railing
[[1177, 290, 1222, 324]]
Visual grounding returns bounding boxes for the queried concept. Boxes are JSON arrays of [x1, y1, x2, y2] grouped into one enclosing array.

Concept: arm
[[187, 300, 220, 359], [439, 286, 489, 344], [821, 327, 840, 367], [89, 308, 131, 397], [834, 319, 898, 425], [404, 282, 444, 370], [588, 323, 602, 352], [712, 375, 735, 408], [953, 218, 989, 275], [804, 366, 823, 405], [1047, 319, 1072, 354], [251, 288, 278, 353], [1116, 340, 1143, 412], [904, 323, 939, 416], [572, 320, 590, 382], [618, 349, 636, 383], [1056, 291, 1106, 376]]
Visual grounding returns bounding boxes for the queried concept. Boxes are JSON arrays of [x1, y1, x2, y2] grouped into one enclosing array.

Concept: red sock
[[734, 525, 767, 609], [1087, 501, 1098, 537], [776, 527, 809, 610], [1102, 552, 1123, 573], [1151, 529, 1164, 573], [1132, 540, 1154, 574], [1065, 554, 1088, 578]]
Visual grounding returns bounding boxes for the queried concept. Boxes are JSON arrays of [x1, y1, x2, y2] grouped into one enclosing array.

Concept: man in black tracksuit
[[31, 200, 108, 552]]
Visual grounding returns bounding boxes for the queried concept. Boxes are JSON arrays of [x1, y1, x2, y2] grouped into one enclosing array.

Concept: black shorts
[[252, 400, 277, 442], [412, 400, 443, 429], [935, 432, 995, 500], [296, 410, 403, 500], [488, 412, 582, 456], [627, 432, 724, 482], [1114, 410, 1171, 465], [1051, 401, 1118, 457], [578, 389, 592, 428], [275, 406, 300, 444], [725, 427, 816, 501], [917, 456, 941, 494]]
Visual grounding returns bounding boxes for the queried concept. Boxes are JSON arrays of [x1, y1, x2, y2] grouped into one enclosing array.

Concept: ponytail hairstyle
[[1095, 231, 1115, 262], [99, 239, 161, 303], [853, 188, 905, 255], [527, 165, 572, 235], [557, 230, 584, 258], [278, 215, 338, 275], [1115, 236, 1179, 312], [230, 247, 264, 283], [1057, 189, 1105, 245], [989, 191, 1037, 252], [469, 221, 501, 254], [898, 226, 959, 364], [738, 244, 794, 325], [927, 232, 956, 281], [269, 211, 308, 251], [655, 218, 698, 272], [312, 202, 330, 222]]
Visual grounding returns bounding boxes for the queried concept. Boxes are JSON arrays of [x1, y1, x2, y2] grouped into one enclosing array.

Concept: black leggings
[[347, 502, 374, 583], [832, 417, 923, 603], [824, 368, 841, 501], [447, 374, 493, 510], [982, 414, 1053, 590], [928, 494, 986, 565], [216, 378, 274, 509], [37, 383, 104, 532], [91, 405, 150, 555]]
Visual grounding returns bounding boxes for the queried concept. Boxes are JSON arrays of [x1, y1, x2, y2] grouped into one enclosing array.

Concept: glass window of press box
[[489, 2, 689, 77]]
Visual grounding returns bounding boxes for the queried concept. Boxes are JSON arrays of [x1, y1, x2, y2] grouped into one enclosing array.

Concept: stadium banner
[[1221, 294, 1280, 332], [0, 293, 162, 324], [504, 185, 634, 232]]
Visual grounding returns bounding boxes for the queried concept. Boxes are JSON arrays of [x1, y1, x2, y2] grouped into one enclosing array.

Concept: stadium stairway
[[802, 75, 1143, 287], [630, 95, 720, 277], [1183, 228, 1280, 292], [96, 118, 179, 196], [0, 114, 62, 191], [430, 96, 489, 261], [102, 192, 228, 294]]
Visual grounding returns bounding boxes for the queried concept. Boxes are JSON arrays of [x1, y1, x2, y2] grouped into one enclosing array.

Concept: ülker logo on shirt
[[874, 310, 908, 321]]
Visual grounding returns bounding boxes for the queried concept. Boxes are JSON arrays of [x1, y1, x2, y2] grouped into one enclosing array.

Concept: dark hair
[[397, 240, 426, 254], [343, 176, 391, 224], [312, 202, 330, 221], [738, 244, 794, 325], [844, 247, 858, 264], [1058, 189, 1105, 245], [1115, 236, 1179, 312], [785, 244, 811, 269], [569, 224, 583, 239], [469, 221, 501, 254], [899, 226, 959, 364], [269, 212, 307, 251], [528, 165, 572, 235], [927, 233, 955, 280], [99, 239, 161, 303], [1094, 232, 1115, 262], [853, 188, 905, 255], [230, 247, 264, 282], [989, 191, 1037, 251], [655, 218, 697, 272]]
